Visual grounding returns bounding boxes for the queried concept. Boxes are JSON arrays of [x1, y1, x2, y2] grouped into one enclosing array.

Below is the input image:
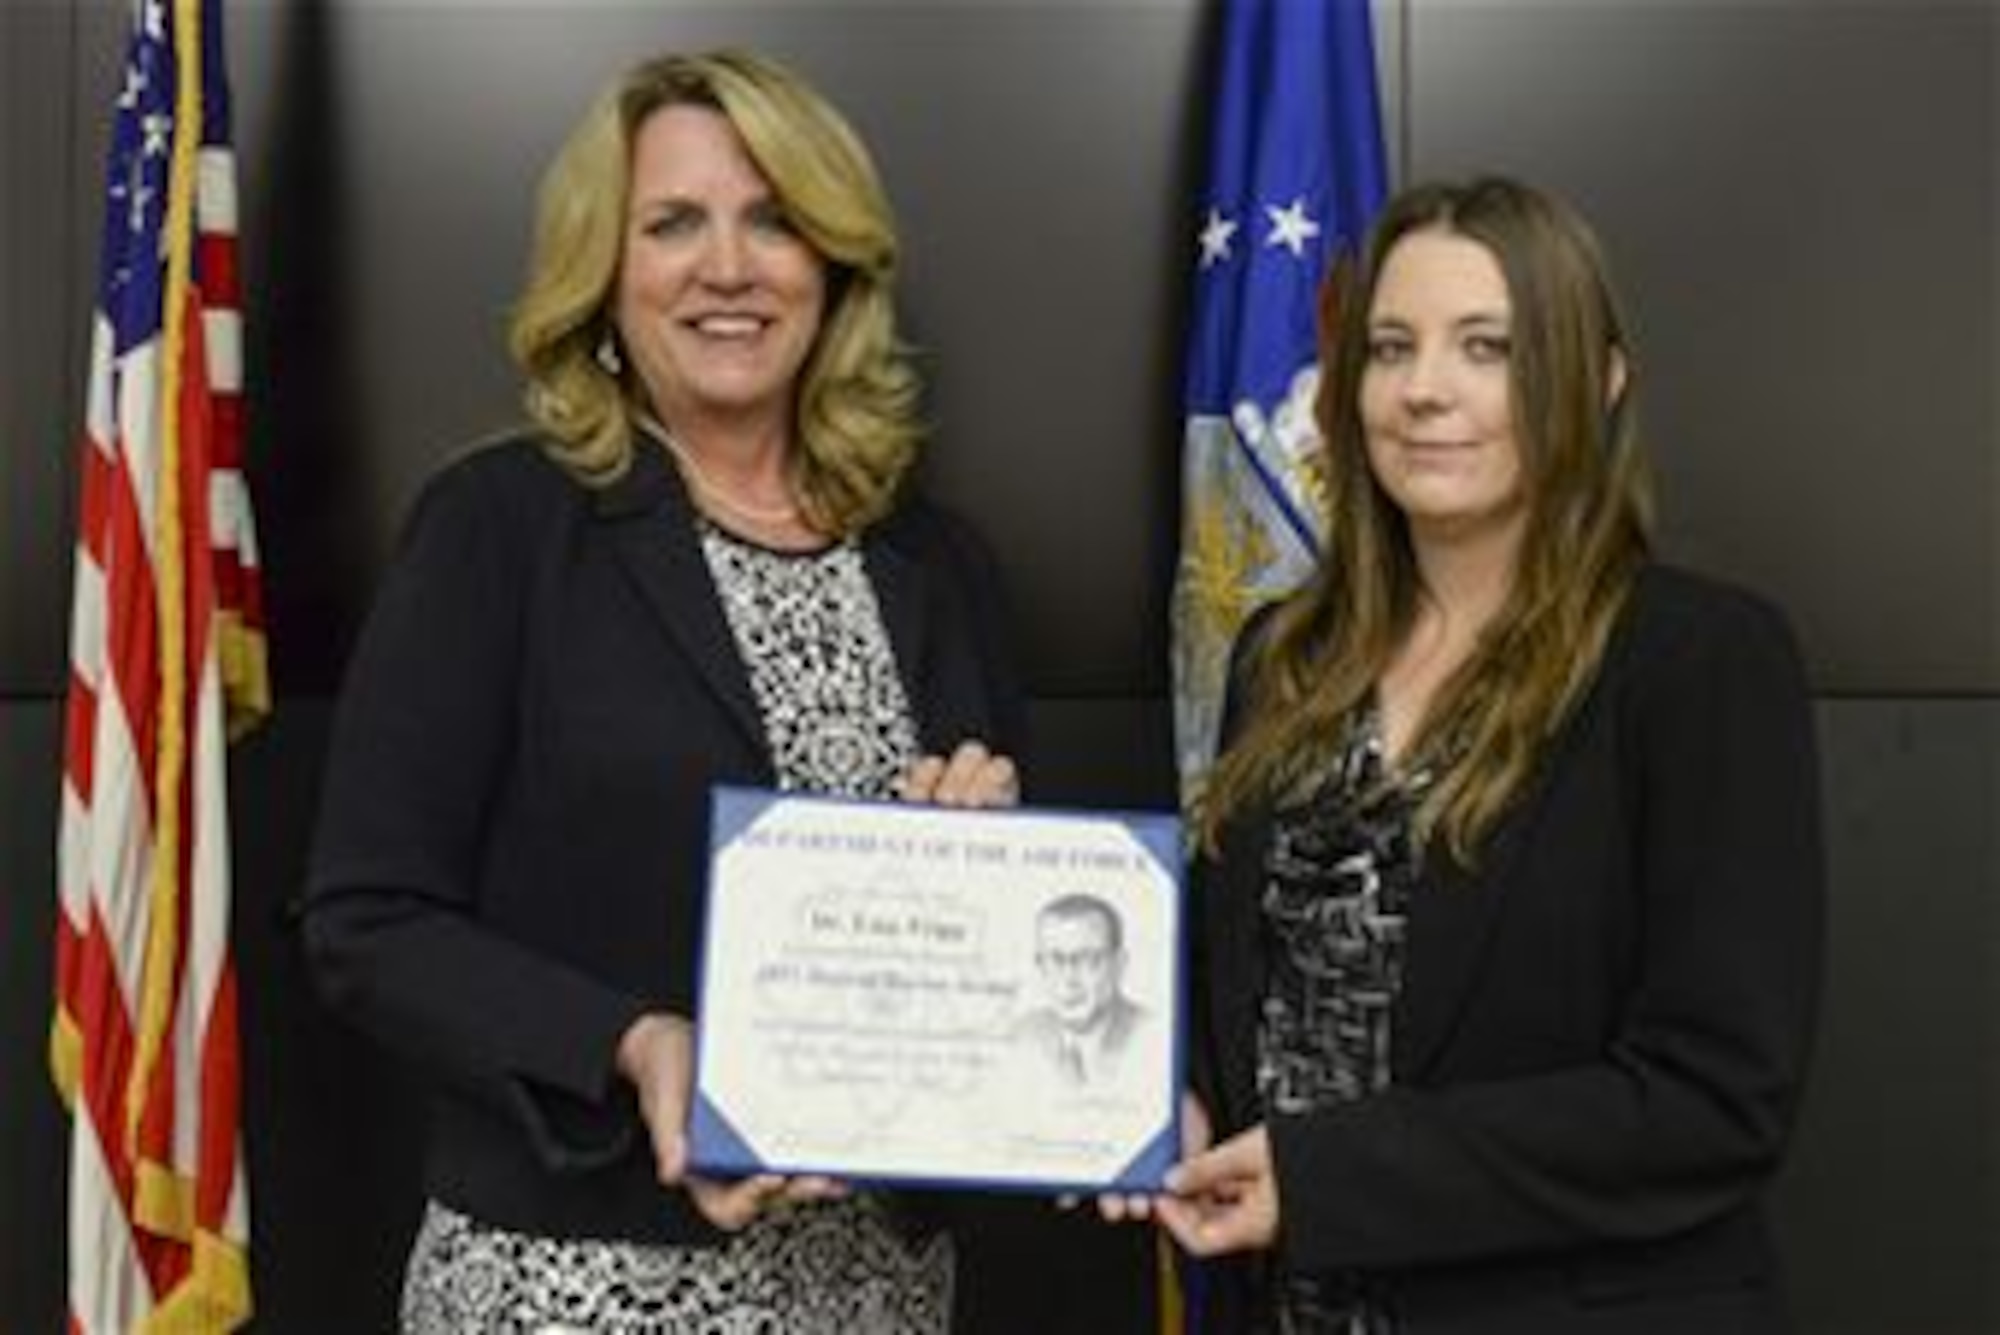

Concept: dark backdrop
[[4, 2, 1996, 1331]]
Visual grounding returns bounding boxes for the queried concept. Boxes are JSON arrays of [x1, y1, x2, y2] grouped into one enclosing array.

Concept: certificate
[[688, 787, 1183, 1194]]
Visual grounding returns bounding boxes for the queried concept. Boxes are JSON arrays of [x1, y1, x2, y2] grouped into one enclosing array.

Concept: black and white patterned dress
[[401, 518, 950, 1334], [1256, 703, 1434, 1335]]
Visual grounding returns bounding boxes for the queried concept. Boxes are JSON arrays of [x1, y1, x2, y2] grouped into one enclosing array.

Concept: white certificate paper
[[689, 787, 1183, 1194]]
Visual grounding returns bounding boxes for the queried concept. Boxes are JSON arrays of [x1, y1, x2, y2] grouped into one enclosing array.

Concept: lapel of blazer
[[596, 447, 765, 750], [1395, 788, 1541, 1080], [1209, 805, 1274, 1131], [860, 519, 934, 741], [1396, 670, 1609, 1080]]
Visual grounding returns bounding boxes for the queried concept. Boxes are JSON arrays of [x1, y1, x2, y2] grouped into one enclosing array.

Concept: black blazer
[[1190, 566, 1825, 1334], [301, 435, 1025, 1245]]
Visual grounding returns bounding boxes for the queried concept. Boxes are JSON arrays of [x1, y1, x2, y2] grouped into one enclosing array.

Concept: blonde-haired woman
[[304, 49, 1021, 1332], [1153, 177, 1825, 1333]]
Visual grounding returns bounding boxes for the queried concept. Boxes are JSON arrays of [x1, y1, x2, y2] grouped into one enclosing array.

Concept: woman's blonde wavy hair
[[508, 49, 921, 536], [1197, 177, 1655, 866]]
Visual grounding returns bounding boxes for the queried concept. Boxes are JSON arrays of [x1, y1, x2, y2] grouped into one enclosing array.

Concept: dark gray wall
[[1786, 702, 1999, 1333], [1405, 0, 1997, 693], [3, 0, 84, 695], [2, 3, 82, 1325], [4, 1, 1996, 1331]]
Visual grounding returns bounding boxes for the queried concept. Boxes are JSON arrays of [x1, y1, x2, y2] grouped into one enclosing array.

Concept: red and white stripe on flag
[[51, 0, 267, 1330]]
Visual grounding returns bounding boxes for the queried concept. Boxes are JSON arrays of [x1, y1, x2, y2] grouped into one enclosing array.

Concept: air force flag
[[1171, 0, 1389, 805]]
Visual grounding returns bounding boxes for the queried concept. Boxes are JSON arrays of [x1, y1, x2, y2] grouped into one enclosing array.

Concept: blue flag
[[1171, 0, 1389, 807]]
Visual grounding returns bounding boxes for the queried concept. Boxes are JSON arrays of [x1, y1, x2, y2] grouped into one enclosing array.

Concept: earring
[[595, 332, 623, 376], [528, 383, 574, 423]]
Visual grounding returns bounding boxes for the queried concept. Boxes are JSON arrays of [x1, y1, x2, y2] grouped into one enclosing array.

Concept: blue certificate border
[[689, 785, 1185, 1196]]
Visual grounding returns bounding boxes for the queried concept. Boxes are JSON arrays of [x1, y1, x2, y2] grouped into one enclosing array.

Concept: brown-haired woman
[[1151, 177, 1825, 1334]]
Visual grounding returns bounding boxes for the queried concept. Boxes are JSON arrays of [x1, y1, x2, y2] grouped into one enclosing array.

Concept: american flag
[[1170, 0, 1388, 809], [50, 0, 266, 1329]]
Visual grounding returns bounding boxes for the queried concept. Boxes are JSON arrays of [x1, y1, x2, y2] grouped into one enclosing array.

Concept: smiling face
[[1359, 228, 1527, 551], [613, 103, 827, 438]]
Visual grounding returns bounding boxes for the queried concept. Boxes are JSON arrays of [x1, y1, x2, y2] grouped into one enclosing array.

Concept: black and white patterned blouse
[[400, 518, 948, 1335], [1257, 702, 1434, 1335], [701, 519, 921, 798]]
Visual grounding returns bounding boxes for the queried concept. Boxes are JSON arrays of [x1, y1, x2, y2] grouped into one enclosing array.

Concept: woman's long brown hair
[[1197, 177, 1654, 867]]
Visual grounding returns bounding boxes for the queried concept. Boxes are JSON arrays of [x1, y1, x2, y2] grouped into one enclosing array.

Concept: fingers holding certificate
[[689, 787, 1183, 1195], [895, 740, 1020, 809]]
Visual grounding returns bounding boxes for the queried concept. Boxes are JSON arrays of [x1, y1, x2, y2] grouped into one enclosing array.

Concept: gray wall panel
[[2, 3, 79, 695], [1408, 0, 1998, 694], [227, 705, 428, 1335], [1779, 701, 2000, 1334], [0, 704, 64, 1332]]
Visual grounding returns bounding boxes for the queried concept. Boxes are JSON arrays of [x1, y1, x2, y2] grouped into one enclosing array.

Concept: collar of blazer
[[590, 441, 934, 756]]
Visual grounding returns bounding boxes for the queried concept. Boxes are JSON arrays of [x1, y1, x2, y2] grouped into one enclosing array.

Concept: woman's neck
[[1414, 565, 1511, 647], [1409, 514, 1522, 635], [637, 411, 818, 544], [1376, 523, 1520, 769], [643, 409, 791, 488]]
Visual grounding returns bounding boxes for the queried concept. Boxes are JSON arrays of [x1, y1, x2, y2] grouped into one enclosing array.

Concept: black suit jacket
[[1190, 566, 1825, 1333], [301, 434, 1025, 1244]]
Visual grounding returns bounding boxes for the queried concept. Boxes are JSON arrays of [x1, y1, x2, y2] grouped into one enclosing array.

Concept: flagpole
[[1164, 1, 1389, 1328]]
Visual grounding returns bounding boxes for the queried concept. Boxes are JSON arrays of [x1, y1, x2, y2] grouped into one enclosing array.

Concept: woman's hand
[[616, 1011, 844, 1232], [617, 1012, 698, 1188], [896, 740, 1020, 808], [685, 1171, 847, 1233], [1153, 1122, 1281, 1257], [1095, 1091, 1213, 1224]]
